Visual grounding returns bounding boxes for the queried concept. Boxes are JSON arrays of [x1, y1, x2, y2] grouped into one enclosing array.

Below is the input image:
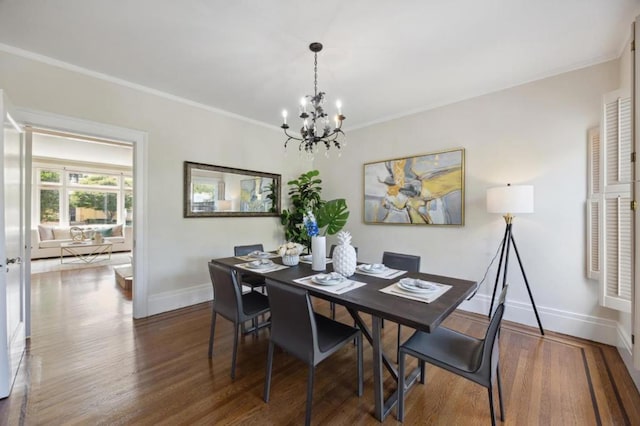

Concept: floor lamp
[[486, 184, 544, 335]]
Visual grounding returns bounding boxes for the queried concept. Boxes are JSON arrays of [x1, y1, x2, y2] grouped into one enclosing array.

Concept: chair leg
[[263, 341, 274, 402], [487, 386, 497, 426], [305, 366, 314, 426], [396, 324, 402, 363], [231, 323, 239, 380], [330, 302, 336, 320], [419, 360, 426, 384], [208, 311, 217, 358], [497, 365, 505, 421], [397, 351, 406, 422], [357, 332, 363, 397]]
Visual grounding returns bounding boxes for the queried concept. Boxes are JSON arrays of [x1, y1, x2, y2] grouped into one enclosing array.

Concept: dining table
[[211, 255, 477, 422]]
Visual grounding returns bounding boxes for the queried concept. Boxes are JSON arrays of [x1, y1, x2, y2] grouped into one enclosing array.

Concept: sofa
[[31, 224, 133, 260]]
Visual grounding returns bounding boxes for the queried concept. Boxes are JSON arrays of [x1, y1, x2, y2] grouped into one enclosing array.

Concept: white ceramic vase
[[282, 254, 300, 266], [311, 236, 326, 271]]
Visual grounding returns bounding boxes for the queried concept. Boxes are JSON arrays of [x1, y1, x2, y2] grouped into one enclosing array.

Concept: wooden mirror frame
[[183, 161, 281, 218]]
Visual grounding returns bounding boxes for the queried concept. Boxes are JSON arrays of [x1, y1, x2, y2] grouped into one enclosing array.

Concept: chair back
[[234, 244, 264, 256], [208, 262, 242, 321], [382, 251, 420, 272], [266, 280, 317, 364], [477, 285, 508, 382]]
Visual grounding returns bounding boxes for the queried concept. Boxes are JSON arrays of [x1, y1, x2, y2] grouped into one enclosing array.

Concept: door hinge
[[632, 152, 637, 163], [633, 40, 636, 52], [633, 334, 635, 345], [632, 200, 638, 211]]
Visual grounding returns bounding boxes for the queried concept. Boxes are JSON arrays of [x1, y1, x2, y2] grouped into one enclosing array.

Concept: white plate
[[398, 278, 438, 294], [249, 251, 271, 259], [245, 260, 274, 269], [300, 254, 313, 261], [312, 273, 346, 286], [358, 263, 387, 274]]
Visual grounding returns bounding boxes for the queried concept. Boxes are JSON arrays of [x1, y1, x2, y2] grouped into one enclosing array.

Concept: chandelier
[[281, 42, 345, 154]]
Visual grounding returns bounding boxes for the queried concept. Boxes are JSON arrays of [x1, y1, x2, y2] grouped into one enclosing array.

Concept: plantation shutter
[[600, 91, 632, 312], [586, 128, 600, 280]]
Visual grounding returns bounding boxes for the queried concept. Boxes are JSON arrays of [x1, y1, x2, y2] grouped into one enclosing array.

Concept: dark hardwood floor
[[0, 265, 638, 425]]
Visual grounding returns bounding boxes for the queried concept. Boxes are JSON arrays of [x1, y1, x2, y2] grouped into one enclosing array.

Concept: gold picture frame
[[363, 148, 465, 225]]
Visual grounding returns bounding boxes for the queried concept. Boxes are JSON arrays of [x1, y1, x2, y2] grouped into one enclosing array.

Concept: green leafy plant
[[280, 170, 349, 250], [317, 199, 349, 236], [265, 181, 278, 213]]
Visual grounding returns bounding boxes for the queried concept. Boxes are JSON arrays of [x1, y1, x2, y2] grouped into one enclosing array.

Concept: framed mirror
[[184, 161, 281, 218]]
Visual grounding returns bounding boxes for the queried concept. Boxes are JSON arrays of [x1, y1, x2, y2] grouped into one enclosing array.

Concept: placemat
[[380, 280, 451, 303], [235, 262, 289, 274], [355, 266, 406, 280], [294, 274, 366, 294], [235, 253, 279, 261], [299, 257, 333, 265]]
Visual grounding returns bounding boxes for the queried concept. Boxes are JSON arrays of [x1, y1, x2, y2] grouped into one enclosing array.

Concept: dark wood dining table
[[211, 256, 477, 422]]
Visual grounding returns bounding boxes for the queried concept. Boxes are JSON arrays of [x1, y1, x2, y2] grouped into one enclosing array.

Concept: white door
[[0, 90, 26, 398]]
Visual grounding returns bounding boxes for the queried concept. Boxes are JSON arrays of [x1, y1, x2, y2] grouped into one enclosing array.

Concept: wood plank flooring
[[0, 265, 638, 425]]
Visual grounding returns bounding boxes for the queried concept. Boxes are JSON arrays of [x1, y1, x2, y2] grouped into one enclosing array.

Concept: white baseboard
[[147, 283, 212, 317], [146, 285, 619, 346], [458, 293, 618, 345], [616, 323, 640, 392]]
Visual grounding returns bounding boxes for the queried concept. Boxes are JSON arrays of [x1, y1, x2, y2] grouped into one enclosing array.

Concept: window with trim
[[35, 166, 133, 226]]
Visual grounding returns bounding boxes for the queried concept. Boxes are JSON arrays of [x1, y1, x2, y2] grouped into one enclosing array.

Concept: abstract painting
[[240, 177, 272, 212], [363, 148, 465, 225]]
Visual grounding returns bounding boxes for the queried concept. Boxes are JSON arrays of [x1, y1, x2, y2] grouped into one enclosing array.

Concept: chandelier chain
[[314, 52, 318, 97]]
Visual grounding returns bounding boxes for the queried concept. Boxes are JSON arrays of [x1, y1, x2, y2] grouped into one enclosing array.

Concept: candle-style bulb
[[282, 109, 288, 124], [336, 100, 342, 115], [300, 97, 307, 112]]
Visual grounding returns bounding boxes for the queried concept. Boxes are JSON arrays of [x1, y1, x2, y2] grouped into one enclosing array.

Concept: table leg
[[372, 315, 384, 421], [347, 308, 424, 422]]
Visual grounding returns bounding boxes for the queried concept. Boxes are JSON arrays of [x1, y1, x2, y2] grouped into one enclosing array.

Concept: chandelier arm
[[283, 127, 303, 142]]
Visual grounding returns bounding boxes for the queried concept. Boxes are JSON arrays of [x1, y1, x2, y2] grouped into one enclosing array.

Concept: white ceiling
[[0, 0, 638, 130]]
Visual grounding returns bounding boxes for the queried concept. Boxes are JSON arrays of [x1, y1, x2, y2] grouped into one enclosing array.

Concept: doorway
[[29, 129, 134, 292], [15, 108, 148, 332]]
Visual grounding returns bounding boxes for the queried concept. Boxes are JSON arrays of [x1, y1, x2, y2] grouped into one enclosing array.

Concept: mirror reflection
[[184, 161, 281, 218]]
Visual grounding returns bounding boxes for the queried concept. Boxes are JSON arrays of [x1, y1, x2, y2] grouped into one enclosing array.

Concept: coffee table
[[60, 241, 113, 264]]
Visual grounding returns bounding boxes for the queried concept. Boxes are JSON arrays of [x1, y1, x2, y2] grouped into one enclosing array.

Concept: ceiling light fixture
[[281, 42, 345, 154]]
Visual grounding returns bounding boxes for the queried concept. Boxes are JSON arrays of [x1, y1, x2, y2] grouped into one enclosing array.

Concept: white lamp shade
[[486, 185, 534, 214]]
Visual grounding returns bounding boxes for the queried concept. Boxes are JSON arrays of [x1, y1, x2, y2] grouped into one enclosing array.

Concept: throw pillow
[[53, 227, 71, 240], [99, 227, 113, 237], [38, 225, 54, 241], [111, 224, 123, 237]]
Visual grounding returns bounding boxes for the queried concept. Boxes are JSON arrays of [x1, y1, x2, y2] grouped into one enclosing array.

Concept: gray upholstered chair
[[207, 262, 270, 379], [397, 285, 508, 425], [263, 279, 363, 426], [234, 244, 267, 293], [381, 251, 421, 361]]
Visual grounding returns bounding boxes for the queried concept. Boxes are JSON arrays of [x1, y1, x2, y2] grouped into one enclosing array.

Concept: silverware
[[336, 281, 357, 293]]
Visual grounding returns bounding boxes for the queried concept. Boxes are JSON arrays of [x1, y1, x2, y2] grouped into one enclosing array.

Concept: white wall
[[0, 49, 309, 313], [316, 60, 621, 344], [33, 133, 133, 167], [0, 47, 627, 344]]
